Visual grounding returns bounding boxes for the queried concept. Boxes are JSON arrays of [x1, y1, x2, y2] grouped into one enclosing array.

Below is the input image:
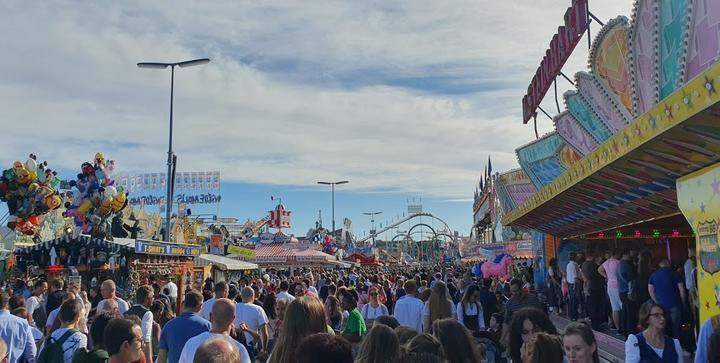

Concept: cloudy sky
[[0, 0, 633, 237]]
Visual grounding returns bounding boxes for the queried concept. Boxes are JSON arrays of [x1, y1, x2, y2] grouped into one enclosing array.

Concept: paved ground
[[550, 314, 625, 363]]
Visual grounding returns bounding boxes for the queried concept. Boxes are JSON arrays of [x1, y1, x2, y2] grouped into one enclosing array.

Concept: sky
[[0, 0, 634, 239]]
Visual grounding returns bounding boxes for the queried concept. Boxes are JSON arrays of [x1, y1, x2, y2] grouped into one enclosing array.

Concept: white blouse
[[625, 334, 683, 363], [456, 302, 485, 331]]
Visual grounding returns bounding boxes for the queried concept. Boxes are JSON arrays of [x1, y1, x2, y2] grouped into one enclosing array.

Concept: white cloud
[[0, 0, 633, 199]]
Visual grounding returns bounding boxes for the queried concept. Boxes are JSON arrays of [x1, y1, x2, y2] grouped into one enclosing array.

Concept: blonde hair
[[427, 282, 451, 324]]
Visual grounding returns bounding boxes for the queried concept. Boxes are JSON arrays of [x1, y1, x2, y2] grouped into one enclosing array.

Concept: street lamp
[[138, 58, 210, 242], [363, 211, 382, 246], [317, 181, 348, 235]]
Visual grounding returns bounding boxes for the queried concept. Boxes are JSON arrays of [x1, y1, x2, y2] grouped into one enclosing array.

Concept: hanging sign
[[522, 0, 589, 123], [135, 239, 201, 256]]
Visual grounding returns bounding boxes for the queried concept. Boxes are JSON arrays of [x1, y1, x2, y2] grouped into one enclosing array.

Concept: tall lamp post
[[137, 58, 210, 242], [363, 211, 382, 246], [318, 180, 349, 237]]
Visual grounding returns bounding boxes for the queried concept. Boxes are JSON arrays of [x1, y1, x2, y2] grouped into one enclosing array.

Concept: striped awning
[[255, 244, 336, 264], [195, 254, 258, 271]]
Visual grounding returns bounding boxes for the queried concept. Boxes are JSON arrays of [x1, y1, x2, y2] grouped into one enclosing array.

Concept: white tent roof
[[195, 254, 258, 271]]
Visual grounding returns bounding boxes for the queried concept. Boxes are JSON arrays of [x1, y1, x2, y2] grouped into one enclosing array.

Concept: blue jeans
[[667, 306, 682, 338], [568, 283, 578, 320]]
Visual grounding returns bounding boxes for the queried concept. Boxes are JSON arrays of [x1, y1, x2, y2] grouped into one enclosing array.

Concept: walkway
[[550, 315, 625, 363]]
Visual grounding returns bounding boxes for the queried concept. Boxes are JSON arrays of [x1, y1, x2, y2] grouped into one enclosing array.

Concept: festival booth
[[344, 252, 384, 267], [497, 0, 720, 327], [13, 235, 200, 302], [194, 253, 258, 283]]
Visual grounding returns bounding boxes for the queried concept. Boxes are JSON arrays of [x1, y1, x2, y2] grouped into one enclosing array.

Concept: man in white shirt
[[234, 287, 269, 355], [393, 280, 425, 333], [164, 275, 178, 310], [125, 285, 154, 361], [96, 280, 129, 314], [179, 298, 250, 363], [275, 281, 295, 303], [200, 282, 228, 321], [566, 252, 580, 320], [24, 280, 47, 328]]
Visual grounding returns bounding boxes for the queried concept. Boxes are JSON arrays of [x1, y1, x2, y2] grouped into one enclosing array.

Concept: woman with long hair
[[270, 296, 328, 363], [360, 286, 389, 325], [521, 332, 564, 363], [355, 324, 400, 363], [324, 295, 343, 331], [624, 301, 682, 363], [457, 285, 484, 333], [563, 321, 599, 363], [432, 318, 482, 363], [263, 292, 277, 320], [508, 307, 558, 363], [422, 281, 456, 333]]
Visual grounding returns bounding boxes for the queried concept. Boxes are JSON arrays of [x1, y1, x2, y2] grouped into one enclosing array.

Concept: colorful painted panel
[[592, 17, 634, 115], [529, 158, 566, 187], [496, 169, 538, 212], [576, 72, 629, 131], [659, 0, 691, 99], [565, 92, 614, 143], [555, 111, 599, 155], [677, 163, 720, 323], [629, 0, 660, 116], [685, 0, 720, 81], [517, 132, 567, 189]]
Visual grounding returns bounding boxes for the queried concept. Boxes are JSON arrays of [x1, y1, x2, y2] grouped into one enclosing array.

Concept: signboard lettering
[[135, 240, 201, 256], [522, 0, 589, 123]]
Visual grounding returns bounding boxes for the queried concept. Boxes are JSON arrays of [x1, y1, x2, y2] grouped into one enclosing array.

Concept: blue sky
[[0, 0, 633, 239]]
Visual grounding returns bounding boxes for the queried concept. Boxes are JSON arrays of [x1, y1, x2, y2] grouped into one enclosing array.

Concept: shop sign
[[522, 0, 589, 123], [296, 256, 327, 262], [227, 245, 257, 259], [135, 239, 201, 256], [128, 193, 222, 206], [255, 256, 288, 263]]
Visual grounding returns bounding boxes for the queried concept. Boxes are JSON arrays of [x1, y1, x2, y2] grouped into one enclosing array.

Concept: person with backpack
[[72, 311, 118, 363], [38, 299, 87, 363]]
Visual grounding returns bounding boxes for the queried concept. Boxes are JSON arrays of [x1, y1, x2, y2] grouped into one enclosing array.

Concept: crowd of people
[[0, 254, 718, 363]]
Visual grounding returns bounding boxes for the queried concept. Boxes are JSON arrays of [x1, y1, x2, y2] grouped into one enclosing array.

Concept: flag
[[488, 156, 492, 175]]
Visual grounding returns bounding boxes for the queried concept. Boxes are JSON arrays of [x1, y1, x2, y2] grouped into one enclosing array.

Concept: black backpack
[[38, 329, 78, 363]]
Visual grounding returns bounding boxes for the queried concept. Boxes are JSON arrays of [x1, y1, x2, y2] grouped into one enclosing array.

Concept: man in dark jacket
[[581, 251, 604, 330], [478, 279, 497, 327]]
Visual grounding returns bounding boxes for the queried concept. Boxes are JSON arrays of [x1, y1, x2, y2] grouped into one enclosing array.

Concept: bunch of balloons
[[64, 152, 128, 239], [0, 154, 63, 235], [322, 234, 337, 255]]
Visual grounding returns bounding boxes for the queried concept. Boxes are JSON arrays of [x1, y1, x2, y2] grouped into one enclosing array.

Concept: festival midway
[[1, 0, 720, 362]]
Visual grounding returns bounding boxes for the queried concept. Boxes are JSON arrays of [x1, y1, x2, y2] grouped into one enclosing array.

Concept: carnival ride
[[358, 212, 458, 263]]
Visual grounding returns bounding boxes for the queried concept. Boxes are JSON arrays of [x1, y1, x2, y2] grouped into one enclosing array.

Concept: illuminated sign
[[135, 240, 201, 256], [522, 0, 589, 123]]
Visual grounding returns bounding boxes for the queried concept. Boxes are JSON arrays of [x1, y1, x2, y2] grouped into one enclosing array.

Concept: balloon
[[25, 158, 37, 172], [104, 186, 117, 198], [28, 215, 39, 226], [78, 200, 93, 216], [3, 169, 16, 182]]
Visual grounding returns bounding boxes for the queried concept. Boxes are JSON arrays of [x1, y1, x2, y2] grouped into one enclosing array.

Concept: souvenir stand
[[14, 235, 201, 307]]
